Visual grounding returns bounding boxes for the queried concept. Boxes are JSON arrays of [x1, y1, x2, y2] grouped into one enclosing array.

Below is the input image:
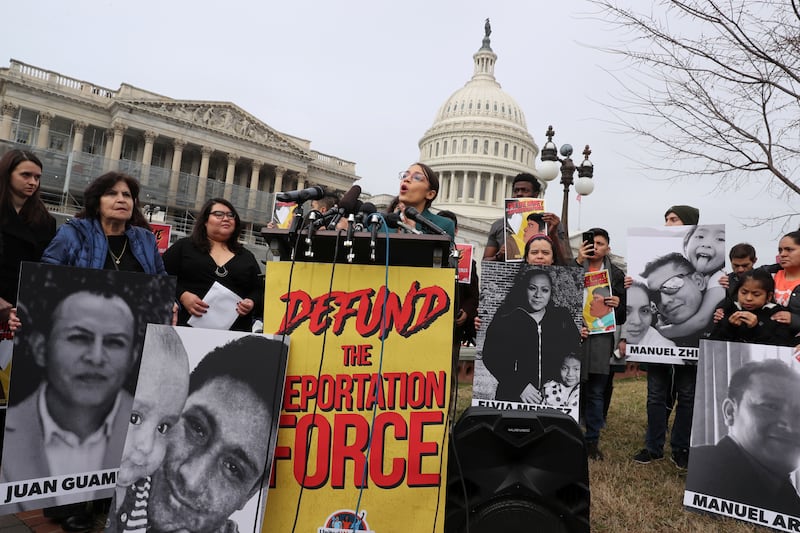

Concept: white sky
[[3, 0, 796, 260]]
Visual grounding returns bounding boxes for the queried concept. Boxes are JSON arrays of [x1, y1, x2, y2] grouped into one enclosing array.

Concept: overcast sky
[[3, 0, 795, 260]]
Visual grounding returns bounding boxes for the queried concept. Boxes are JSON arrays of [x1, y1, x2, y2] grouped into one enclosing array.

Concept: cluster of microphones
[[275, 184, 451, 262]]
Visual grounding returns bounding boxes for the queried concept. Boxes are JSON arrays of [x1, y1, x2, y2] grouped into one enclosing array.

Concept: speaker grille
[[445, 406, 590, 533]]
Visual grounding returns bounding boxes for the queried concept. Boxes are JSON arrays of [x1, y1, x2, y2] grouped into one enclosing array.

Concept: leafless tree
[[591, 0, 800, 200]]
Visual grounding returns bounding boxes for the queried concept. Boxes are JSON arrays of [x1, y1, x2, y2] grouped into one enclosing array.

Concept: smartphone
[[582, 231, 596, 256]]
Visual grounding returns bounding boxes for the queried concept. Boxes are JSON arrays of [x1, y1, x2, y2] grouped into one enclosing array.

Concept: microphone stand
[[287, 204, 305, 261], [304, 211, 320, 258]]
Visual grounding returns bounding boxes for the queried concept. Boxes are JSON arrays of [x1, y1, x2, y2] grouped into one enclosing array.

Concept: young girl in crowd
[[107, 325, 190, 533], [710, 269, 795, 346]]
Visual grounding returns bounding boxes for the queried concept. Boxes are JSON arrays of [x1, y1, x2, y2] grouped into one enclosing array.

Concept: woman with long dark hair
[[0, 149, 56, 322], [481, 266, 581, 403], [42, 171, 163, 273], [163, 198, 262, 331]]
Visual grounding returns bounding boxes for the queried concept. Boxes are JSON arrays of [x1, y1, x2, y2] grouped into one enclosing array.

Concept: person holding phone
[[575, 228, 626, 461]]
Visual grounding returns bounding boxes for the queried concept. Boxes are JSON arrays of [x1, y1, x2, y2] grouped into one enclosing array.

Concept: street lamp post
[[535, 125, 595, 234]]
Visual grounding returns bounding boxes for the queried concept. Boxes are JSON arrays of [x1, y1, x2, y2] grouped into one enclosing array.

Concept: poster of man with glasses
[[624, 225, 725, 364]]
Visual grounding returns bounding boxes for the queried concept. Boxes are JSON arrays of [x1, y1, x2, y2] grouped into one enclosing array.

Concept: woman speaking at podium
[[394, 162, 455, 240]]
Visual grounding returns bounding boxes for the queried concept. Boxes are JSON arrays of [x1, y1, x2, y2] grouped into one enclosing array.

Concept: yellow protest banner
[[262, 262, 453, 533]]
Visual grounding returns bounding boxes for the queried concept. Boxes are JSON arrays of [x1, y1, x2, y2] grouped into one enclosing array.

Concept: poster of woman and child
[[473, 261, 584, 421]]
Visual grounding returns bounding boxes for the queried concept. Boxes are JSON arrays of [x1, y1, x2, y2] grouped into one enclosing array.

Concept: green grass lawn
[[453, 376, 762, 532]]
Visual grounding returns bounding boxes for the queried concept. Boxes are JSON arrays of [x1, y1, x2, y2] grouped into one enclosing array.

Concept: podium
[[260, 226, 455, 533], [261, 227, 453, 268]]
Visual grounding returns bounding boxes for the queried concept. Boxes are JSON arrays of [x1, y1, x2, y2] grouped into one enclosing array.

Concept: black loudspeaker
[[445, 406, 590, 533]]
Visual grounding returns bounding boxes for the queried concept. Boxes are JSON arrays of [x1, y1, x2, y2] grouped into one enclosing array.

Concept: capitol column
[[109, 122, 127, 171], [71, 121, 87, 155], [224, 153, 238, 197], [474, 173, 482, 204], [500, 175, 508, 205], [488, 173, 496, 205], [0, 103, 17, 141], [168, 138, 186, 207], [460, 170, 469, 203], [296, 172, 306, 190], [273, 166, 286, 194], [448, 172, 457, 203], [36, 112, 53, 150], [248, 160, 262, 211], [195, 145, 212, 209], [140, 130, 157, 185]]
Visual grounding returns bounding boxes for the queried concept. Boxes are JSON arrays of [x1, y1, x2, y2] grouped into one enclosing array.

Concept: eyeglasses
[[210, 210, 236, 219], [399, 171, 427, 182], [657, 274, 687, 296]]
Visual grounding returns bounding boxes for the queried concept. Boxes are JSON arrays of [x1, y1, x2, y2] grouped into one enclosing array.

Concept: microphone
[[276, 185, 325, 203], [368, 212, 383, 258], [404, 207, 448, 236], [385, 213, 422, 235], [354, 202, 377, 231], [345, 213, 357, 262], [326, 185, 362, 230]]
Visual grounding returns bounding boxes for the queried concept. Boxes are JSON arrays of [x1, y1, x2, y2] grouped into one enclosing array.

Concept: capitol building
[[0, 59, 359, 240], [1, 25, 545, 260], [416, 25, 547, 259]]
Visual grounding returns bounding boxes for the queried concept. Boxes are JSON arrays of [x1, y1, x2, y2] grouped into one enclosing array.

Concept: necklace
[[215, 264, 229, 278], [107, 236, 128, 269]]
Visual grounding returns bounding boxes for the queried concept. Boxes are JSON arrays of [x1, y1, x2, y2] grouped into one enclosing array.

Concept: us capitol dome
[[419, 20, 544, 222]]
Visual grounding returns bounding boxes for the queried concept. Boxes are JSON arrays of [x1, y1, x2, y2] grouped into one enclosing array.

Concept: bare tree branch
[[589, 0, 800, 199]]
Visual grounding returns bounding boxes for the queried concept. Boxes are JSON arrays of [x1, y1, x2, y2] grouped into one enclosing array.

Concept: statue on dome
[[484, 18, 491, 38]]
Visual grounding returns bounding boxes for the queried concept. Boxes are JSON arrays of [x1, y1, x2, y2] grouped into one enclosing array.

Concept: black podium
[[261, 227, 453, 268]]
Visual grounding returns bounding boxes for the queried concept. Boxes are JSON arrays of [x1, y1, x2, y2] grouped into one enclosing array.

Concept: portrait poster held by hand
[[583, 270, 616, 335], [0, 262, 175, 514], [624, 225, 725, 365], [455, 243, 474, 284], [684, 340, 800, 530], [503, 198, 546, 262], [474, 261, 583, 422], [272, 199, 297, 229], [149, 223, 171, 255], [262, 262, 454, 533], [127, 327, 288, 533]]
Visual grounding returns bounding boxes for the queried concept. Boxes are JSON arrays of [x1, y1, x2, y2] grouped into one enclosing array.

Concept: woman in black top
[[0, 150, 56, 323], [163, 198, 262, 331]]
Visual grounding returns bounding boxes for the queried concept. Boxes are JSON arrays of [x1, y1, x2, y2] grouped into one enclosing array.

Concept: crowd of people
[[0, 149, 275, 531], [1, 149, 799, 525], [468, 171, 800, 508]]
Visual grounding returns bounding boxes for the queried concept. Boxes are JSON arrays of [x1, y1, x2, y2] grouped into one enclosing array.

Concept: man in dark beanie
[[664, 205, 700, 226]]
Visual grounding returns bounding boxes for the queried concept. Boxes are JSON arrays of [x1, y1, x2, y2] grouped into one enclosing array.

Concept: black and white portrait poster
[[684, 340, 800, 530], [120, 327, 288, 533], [473, 261, 583, 421], [624, 225, 726, 365], [0, 263, 175, 513]]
